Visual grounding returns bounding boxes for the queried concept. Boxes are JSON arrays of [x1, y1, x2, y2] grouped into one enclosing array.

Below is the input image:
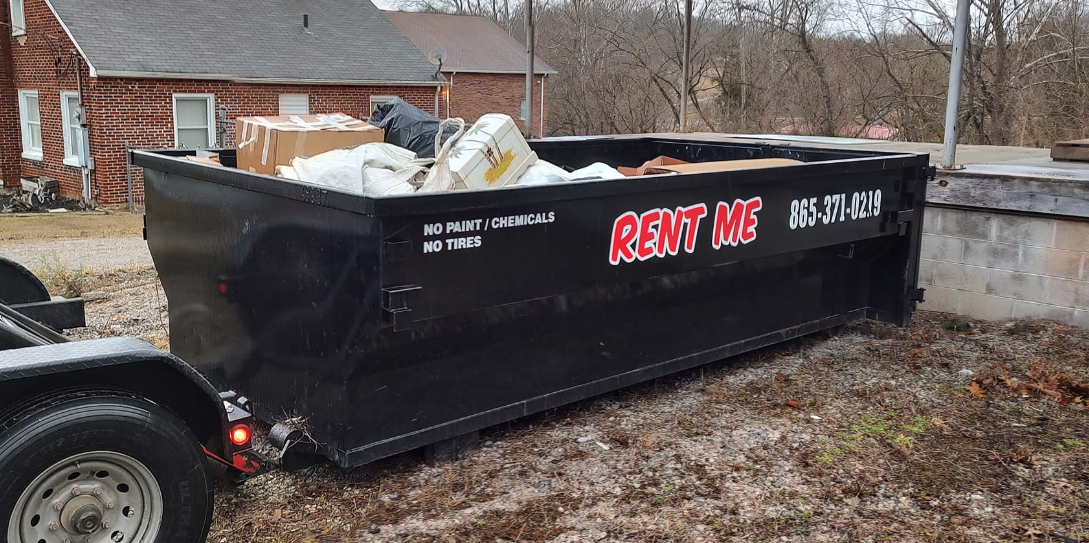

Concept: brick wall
[[84, 80, 443, 205], [919, 206, 1089, 327], [447, 72, 548, 138], [0, 0, 88, 194]]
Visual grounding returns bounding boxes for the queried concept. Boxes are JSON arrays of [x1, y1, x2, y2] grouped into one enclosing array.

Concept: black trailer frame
[[132, 134, 930, 468]]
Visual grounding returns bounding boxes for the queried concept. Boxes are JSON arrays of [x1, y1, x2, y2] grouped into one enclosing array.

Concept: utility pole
[[941, 0, 971, 169], [525, 0, 535, 138], [680, 0, 692, 131]]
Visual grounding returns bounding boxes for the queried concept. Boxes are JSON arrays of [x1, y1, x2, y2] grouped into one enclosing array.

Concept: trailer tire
[[0, 392, 213, 543]]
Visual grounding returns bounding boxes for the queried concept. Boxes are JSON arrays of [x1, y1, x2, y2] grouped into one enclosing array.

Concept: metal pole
[[124, 141, 133, 211], [680, 0, 692, 131], [941, 0, 971, 169], [525, 0, 535, 138], [75, 54, 91, 204]]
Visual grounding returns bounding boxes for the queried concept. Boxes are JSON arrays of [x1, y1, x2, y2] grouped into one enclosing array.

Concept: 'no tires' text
[[608, 197, 763, 265]]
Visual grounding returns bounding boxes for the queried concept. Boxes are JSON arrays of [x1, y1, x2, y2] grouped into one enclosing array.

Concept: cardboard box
[[618, 156, 689, 176], [644, 158, 802, 175], [235, 114, 384, 176]]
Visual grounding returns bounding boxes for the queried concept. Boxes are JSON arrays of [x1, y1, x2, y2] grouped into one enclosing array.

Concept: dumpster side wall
[[919, 207, 1089, 327]]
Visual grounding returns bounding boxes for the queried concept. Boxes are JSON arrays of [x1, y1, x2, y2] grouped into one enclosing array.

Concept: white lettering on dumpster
[[422, 212, 556, 254]]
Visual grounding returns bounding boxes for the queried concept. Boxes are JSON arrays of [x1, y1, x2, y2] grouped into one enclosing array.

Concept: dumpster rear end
[[132, 135, 929, 467]]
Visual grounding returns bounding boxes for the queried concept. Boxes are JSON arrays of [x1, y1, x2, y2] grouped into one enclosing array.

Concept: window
[[10, 0, 24, 36], [279, 94, 309, 115], [18, 89, 41, 160], [369, 95, 399, 116], [519, 98, 528, 121], [172, 94, 215, 149], [61, 91, 83, 167]]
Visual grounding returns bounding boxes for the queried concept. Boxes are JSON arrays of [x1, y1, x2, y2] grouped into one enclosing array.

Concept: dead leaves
[[784, 400, 801, 409], [964, 379, 993, 399], [966, 363, 1089, 408]]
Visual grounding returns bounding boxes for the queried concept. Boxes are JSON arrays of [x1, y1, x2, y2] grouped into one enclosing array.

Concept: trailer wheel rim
[[7, 450, 163, 543]]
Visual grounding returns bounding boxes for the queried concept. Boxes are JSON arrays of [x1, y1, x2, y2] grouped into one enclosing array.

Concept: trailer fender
[[0, 337, 244, 463]]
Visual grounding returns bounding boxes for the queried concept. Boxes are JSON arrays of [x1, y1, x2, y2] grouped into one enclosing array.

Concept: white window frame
[[172, 93, 216, 149], [10, 0, 25, 36], [278, 93, 309, 115], [369, 95, 399, 115], [18, 89, 41, 161], [60, 91, 82, 167]]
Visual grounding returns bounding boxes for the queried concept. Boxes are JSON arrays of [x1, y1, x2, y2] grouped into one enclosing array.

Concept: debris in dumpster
[[418, 118, 467, 193], [275, 165, 300, 180], [515, 159, 572, 185], [186, 155, 222, 167], [370, 99, 460, 159], [428, 114, 537, 191], [291, 142, 432, 197], [234, 113, 383, 175], [570, 162, 625, 181], [618, 155, 689, 176], [644, 158, 801, 174]]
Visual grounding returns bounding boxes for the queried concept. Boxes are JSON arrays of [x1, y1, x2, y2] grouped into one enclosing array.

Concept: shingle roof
[[47, 0, 441, 83], [383, 11, 557, 75]]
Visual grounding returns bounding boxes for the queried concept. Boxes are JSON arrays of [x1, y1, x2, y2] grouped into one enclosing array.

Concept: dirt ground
[[24, 258, 1089, 543], [0, 211, 142, 242]]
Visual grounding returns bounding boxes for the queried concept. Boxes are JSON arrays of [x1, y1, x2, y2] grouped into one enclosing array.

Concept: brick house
[[0, 0, 535, 206], [384, 11, 555, 138]]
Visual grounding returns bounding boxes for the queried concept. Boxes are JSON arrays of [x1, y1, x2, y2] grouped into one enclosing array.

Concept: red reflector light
[[218, 283, 229, 294], [230, 425, 251, 446]]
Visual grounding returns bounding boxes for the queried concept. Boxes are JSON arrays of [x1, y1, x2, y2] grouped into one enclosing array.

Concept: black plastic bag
[[370, 99, 460, 159]]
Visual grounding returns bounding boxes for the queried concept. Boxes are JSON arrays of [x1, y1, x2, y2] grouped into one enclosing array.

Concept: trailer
[[0, 134, 929, 543]]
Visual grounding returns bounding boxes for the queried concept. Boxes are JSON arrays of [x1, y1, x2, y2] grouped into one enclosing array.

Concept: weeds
[[33, 254, 86, 298]]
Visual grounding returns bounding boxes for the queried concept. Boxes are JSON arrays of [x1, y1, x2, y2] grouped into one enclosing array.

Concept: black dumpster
[[132, 135, 929, 467]]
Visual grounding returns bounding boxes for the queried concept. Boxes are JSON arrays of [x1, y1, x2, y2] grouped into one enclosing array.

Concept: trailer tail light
[[230, 425, 251, 447], [218, 282, 230, 294]]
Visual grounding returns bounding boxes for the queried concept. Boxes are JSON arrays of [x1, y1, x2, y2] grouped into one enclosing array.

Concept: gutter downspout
[[447, 72, 454, 119], [539, 75, 544, 138]]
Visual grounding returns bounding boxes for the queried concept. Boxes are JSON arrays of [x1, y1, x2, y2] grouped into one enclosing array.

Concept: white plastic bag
[[291, 142, 431, 197], [418, 118, 466, 193], [569, 162, 625, 181], [515, 160, 572, 185]]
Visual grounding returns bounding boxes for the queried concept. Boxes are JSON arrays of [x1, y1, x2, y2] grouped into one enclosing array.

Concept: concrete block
[[931, 262, 987, 293], [920, 234, 963, 263], [1012, 300, 1076, 322], [919, 285, 960, 314], [922, 207, 941, 234], [959, 291, 1015, 321], [1054, 221, 1089, 252], [994, 214, 1055, 247], [937, 209, 994, 241], [1045, 277, 1089, 308], [1019, 246, 1083, 280], [918, 259, 936, 286], [985, 269, 1047, 303], [962, 239, 1018, 271], [1074, 309, 1089, 329]]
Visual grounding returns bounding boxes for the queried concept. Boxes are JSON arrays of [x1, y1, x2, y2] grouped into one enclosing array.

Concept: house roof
[[46, 0, 442, 84], [383, 11, 557, 75]]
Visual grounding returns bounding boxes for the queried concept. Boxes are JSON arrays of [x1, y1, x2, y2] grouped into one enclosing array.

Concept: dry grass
[[0, 211, 142, 242]]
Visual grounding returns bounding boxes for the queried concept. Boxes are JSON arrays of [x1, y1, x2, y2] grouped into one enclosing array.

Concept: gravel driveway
[[7, 238, 1088, 543], [0, 236, 152, 271]]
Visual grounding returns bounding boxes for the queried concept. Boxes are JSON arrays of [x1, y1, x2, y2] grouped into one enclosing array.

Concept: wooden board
[[1052, 139, 1089, 162]]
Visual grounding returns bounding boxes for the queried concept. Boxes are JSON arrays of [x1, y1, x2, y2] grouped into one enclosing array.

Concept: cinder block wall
[[919, 206, 1089, 326]]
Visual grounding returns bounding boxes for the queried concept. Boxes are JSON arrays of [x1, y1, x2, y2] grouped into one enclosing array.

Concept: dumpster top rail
[[131, 134, 926, 217]]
